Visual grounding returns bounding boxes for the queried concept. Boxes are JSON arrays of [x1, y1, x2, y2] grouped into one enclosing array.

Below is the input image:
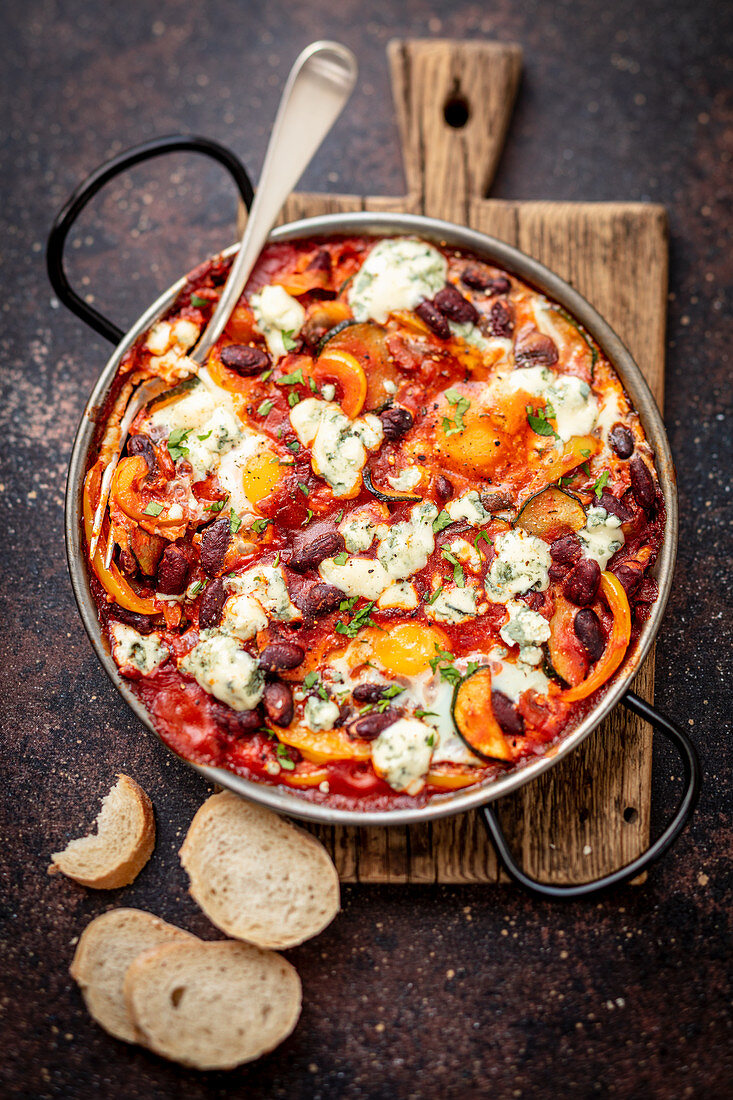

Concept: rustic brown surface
[[266, 38, 667, 884], [1, 2, 731, 1098]]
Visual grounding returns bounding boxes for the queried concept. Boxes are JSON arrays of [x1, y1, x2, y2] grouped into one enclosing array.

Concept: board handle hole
[[443, 94, 470, 129], [623, 806, 639, 824]]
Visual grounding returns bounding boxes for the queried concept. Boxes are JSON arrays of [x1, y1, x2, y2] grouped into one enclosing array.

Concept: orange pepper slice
[[310, 348, 367, 419], [562, 571, 632, 702], [110, 456, 183, 529], [427, 766, 485, 790], [282, 764, 330, 789], [83, 467, 158, 615]]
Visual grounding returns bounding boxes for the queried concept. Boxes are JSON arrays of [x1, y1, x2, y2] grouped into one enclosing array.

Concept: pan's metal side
[[65, 212, 678, 828]]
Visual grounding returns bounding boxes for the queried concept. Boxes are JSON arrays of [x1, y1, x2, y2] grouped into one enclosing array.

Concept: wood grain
[[239, 39, 668, 884]]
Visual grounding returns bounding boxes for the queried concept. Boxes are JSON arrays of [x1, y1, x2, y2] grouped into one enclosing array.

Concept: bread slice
[[49, 774, 155, 889], [124, 939, 301, 1070], [179, 792, 340, 949], [70, 908, 198, 1043]]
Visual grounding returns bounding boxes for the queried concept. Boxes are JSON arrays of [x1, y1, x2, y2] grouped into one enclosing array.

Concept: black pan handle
[[46, 134, 255, 345], [482, 690, 701, 899]]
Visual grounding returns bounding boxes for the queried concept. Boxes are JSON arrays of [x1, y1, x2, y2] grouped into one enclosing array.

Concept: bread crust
[[180, 792, 340, 949], [69, 908, 198, 1043], [123, 940, 302, 1070], [49, 774, 155, 889]]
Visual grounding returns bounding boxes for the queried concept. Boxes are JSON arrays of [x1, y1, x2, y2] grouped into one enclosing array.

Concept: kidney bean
[[564, 558, 601, 606], [199, 517, 231, 576], [488, 298, 515, 337], [379, 405, 414, 440], [128, 434, 158, 475], [109, 605, 158, 634], [574, 608, 606, 663], [352, 682, 388, 704], [299, 583, 344, 617], [263, 681, 294, 728], [434, 284, 479, 324], [259, 642, 305, 672], [415, 300, 450, 339], [611, 561, 644, 597], [597, 492, 632, 523], [335, 703, 353, 728], [350, 708, 400, 741], [212, 702, 263, 738], [550, 533, 582, 565], [549, 562, 570, 582], [515, 331, 558, 367], [491, 690, 525, 738], [307, 249, 332, 274], [608, 422, 634, 459], [290, 524, 345, 572], [156, 544, 191, 595], [629, 456, 655, 511], [461, 268, 511, 295], [436, 475, 454, 501], [198, 578, 227, 629], [220, 344, 271, 375]]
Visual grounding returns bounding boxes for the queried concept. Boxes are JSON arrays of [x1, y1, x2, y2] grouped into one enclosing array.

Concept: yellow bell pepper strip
[[310, 348, 367, 419], [282, 764, 330, 789], [562, 571, 632, 702], [276, 724, 371, 764], [427, 765, 485, 790], [83, 466, 158, 615]]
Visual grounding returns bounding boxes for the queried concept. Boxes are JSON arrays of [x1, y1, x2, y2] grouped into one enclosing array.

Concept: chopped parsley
[[415, 708, 438, 720], [288, 391, 301, 408], [442, 390, 470, 436], [197, 430, 212, 441], [304, 508, 314, 524], [308, 376, 317, 393], [167, 427, 190, 461], [281, 330, 299, 353], [432, 509, 452, 534], [375, 684, 404, 712], [427, 585, 444, 605], [441, 547, 465, 588], [473, 530, 491, 553], [286, 439, 300, 453], [426, 732, 436, 747], [298, 482, 310, 496], [250, 518, 269, 534], [205, 499, 227, 513], [274, 743, 296, 770], [303, 671, 320, 690], [526, 404, 559, 439], [143, 500, 164, 517], [229, 509, 242, 534], [187, 580, 205, 597], [190, 293, 209, 308], [429, 644, 478, 686], [277, 366, 305, 386], [257, 399, 274, 417], [334, 509, 344, 523], [335, 600, 376, 638], [593, 471, 610, 498], [333, 551, 349, 566]]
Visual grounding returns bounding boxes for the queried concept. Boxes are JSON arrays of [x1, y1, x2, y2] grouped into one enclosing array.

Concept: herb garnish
[[526, 404, 559, 439], [257, 399, 274, 417], [298, 482, 310, 496], [167, 427, 190, 461], [473, 530, 491, 553], [143, 501, 164, 517], [333, 551, 349, 566], [281, 330, 298, 353], [190, 293, 209, 308], [229, 509, 242, 534], [442, 389, 470, 436], [432, 510, 452, 534], [427, 585, 444, 605], [593, 471, 610, 498], [250, 518, 269, 534], [274, 743, 296, 770], [441, 547, 466, 588], [205, 499, 227, 513], [335, 599, 376, 638], [277, 367, 305, 386]]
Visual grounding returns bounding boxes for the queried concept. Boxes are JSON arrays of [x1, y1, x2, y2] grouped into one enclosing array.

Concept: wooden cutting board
[[241, 39, 668, 884]]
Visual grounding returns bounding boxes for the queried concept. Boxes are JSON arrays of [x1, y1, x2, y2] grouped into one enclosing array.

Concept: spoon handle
[[192, 40, 357, 365]]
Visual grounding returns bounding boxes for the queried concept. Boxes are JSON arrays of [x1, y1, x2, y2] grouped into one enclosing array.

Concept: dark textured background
[[1, 1, 731, 1097]]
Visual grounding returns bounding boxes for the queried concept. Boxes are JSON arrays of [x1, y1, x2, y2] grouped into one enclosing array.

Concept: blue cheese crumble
[[348, 238, 447, 324]]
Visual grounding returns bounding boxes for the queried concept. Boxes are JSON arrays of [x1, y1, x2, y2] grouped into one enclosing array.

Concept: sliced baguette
[[179, 792, 340, 949], [124, 939, 302, 1070], [70, 908, 198, 1043], [49, 774, 155, 889]]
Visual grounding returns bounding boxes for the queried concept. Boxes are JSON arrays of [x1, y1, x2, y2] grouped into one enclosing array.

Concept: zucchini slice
[[363, 469, 422, 505], [452, 667, 513, 762], [315, 319, 359, 357], [514, 485, 585, 540]]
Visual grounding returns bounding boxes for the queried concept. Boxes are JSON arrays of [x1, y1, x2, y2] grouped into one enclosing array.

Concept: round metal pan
[[51, 137, 700, 895]]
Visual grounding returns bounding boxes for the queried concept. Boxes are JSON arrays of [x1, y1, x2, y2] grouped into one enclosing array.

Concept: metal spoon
[[90, 40, 357, 562]]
